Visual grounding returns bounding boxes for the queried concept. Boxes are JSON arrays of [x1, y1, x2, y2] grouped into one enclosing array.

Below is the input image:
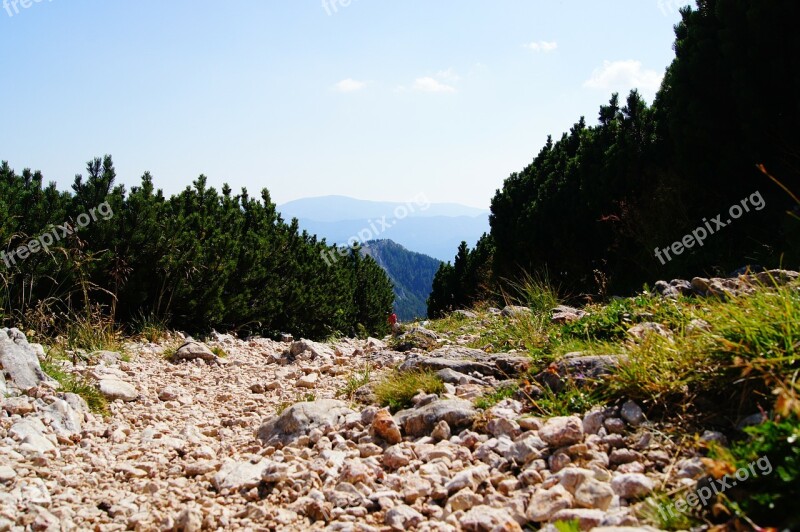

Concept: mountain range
[[278, 195, 489, 262], [360, 240, 442, 321]]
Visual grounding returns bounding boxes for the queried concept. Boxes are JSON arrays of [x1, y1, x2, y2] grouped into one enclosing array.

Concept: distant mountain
[[360, 240, 442, 321], [278, 196, 489, 261]]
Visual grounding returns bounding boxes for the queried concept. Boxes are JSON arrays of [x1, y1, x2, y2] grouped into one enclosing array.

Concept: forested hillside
[[0, 158, 395, 339], [360, 239, 442, 321], [430, 0, 800, 315]]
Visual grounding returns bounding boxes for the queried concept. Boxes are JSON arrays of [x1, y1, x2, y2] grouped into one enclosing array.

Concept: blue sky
[[0, 0, 688, 208]]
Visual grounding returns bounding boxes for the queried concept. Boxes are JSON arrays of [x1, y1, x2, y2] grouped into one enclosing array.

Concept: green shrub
[[712, 417, 800, 530], [41, 359, 109, 416], [374, 370, 445, 412], [338, 364, 372, 400]]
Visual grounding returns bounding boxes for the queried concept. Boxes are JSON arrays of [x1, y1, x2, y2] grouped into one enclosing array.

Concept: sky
[[0, 0, 689, 209]]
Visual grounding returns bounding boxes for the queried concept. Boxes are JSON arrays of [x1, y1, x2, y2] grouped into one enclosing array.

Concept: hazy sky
[[0, 0, 688, 208]]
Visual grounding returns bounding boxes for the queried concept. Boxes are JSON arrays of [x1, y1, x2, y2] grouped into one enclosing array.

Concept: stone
[[527, 484, 573, 522], [459, 505, 523, 531], [620, 401, 645, 426], [382, 445, 415, 470], [611, 473, 654, 499], [627, 323, 673, 342], [537, 353, 623, 391], [583, 410, 605, 435], [173, 341, 219, 363], [257, 400, 355, 447], [175, 506, 203, 532], [403, 476, 433, 504], [99, 378, 138, 402], [0, 328, 58, 391], [400, 346, 531, 379], [509, 435, 546, 465], [92, 350, 122, 365], [431, 420, 451, 441], [609, 449, 643, 465], [0, 466, 16, 483], [9, 418, 56, 453], [487, 417, 520, 439], [436, 368, 485, 386], [445, 465, 490, 494], [675, 458, 705, 479], [3, 396, 34, 415], [551, 305, 588, 324], [158, 386, 180, 401], [394, 399, 477, 437], [574, 478, 614, 511], [41, 395, 85, 439], [448, 488, 483, 511], [501, 306, 530, 318], [297, 373, 319, 388], [539, 416, 584, 447], [372, 408, 402, 444], [604, 418, 626, 434], [212, 459, 268, 491], [384, 505, 424, 530]]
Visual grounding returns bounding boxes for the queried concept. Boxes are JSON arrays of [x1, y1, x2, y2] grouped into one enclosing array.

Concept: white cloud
[[412, 77, 456, 93], [584, 60, 663, 92], [334, 78, 366, 92], [526, 41, 558, 53]]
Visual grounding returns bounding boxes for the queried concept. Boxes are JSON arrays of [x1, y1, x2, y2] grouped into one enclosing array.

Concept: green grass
[[638, 495, 697, 531], [41, 358, 109, 416], [130, 311, 170, 343], [706, 416, 800, 530], [504, 271, 561, 316], [532, 381, 603, 417], [374, 369, 446, 412], [337, 364, 372, 400], [211, 346, 228, 358], [160, 340, 185, 361], [552, 520, 581, 532]]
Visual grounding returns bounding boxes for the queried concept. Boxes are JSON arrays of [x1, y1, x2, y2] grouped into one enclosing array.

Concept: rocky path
[[0, 328, 702, 531]]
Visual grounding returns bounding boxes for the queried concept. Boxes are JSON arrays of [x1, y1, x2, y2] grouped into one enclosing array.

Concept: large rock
[[286, 339, 335, 362], [536, 353, 624, 391], [459, 505, 522, 531], [384, 505, 424, 530], [257, 400, 355, 447], [501, 306, 530, 318], [212, 459, 268, 491], [395, 399, 478, 437], [527, 484, 573, 522], [99, 378, 138, 402], [40, 394, 87, 440], [611, 473, 654, 499], [9, 418, 57, 454], [539, 416, 584, 447], [400, 346, 531, 379], [173, 341, 219, 363], [0, 328, 57, 392], [372, 408, 402, 444], [551, 305, 588, 324]]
